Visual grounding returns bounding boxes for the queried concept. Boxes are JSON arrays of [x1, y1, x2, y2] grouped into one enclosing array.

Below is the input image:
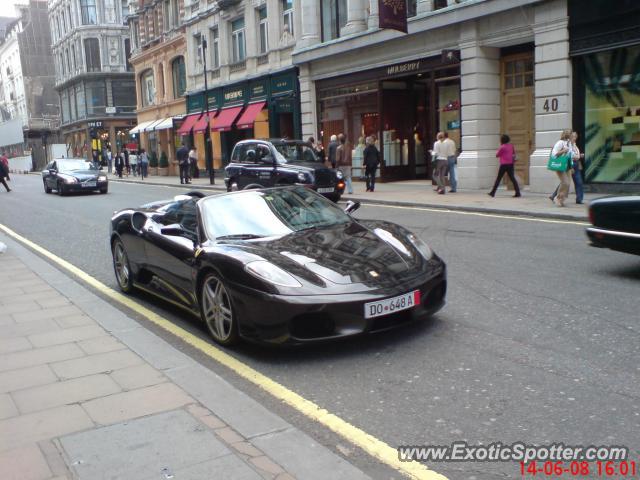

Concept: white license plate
[[365, 290, 421, 319], [317, 187, 334, 193], [82, 182, 97, 187]]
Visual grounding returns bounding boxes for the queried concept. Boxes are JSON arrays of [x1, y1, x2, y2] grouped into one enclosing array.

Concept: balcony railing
[[229, 60, 246, 72], [257, 54, 269, 65]]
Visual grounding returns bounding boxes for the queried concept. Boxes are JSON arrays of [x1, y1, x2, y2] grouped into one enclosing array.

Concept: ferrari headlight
[[297, 172, 307, 183], [245, 261, 302, 287], [335, 170, 344, 179], [407, 233, 434, 260]]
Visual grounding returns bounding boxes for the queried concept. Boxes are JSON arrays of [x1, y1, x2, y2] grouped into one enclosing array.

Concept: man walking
[[363, 137, 380, 192], [443, 132, 457, 192], [336, 134, 353, 194], [1, 152, 10, 182], [0, 156, 10, 192], [328, 134, 339, 169], [177, 142, 190, 184]]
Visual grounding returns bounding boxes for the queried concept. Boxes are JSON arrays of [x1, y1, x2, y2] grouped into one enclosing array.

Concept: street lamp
[[201, 38, 215, 185]]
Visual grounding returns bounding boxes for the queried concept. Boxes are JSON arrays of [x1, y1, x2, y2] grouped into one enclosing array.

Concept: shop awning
[[129, 120, 156, 134], [193, 112, 214, 133], [143, 119, 164, 132], [176, 114, 201, 135], [235, 102, 266, 130], [152, 117, 174, 131], [211, 106, 243, 132]]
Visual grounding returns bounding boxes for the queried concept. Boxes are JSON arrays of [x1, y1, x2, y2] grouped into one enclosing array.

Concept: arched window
[[171, 56, 186, 98], [140, 69, 155, 107]]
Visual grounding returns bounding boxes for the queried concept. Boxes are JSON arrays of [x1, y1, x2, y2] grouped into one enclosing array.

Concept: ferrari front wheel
[[200, 273, 238, 346], [112, 238, 134, 293]]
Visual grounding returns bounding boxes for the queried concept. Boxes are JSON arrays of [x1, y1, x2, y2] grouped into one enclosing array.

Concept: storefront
[[61, 119, 136, 161], [182, 68, 300, 169], [570, 0, 640, 188], [316, 56, 460, 181]]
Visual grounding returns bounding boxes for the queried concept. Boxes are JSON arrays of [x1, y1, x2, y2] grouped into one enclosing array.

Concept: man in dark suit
[[176, 142, 190, 184]]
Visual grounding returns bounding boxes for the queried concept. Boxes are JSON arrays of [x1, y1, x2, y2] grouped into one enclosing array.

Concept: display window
[[582, 45, 640, 183]]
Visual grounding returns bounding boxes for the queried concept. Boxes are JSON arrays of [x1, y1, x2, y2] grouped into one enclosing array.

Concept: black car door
[[143, 199, 199, 308], [45, 161, 57, 188], [254, 144, 277, 187]]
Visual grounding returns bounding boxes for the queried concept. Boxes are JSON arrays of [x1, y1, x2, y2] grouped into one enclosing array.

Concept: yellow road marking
[[0, 223, 447, 480], [362, 202, 590, 226]]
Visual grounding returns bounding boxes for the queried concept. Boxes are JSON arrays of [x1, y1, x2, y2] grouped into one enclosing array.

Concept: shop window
[[583, 45, 640, 184], [321, 0, 347, 42], [84, 38, 101, 72], [503, 57, 533, 90], [258, 6, 268, 54], [172, 56, 186, 98], [231, 18, 246, 63], [80, 0, 97, 25], [76, 83, 86, 119]]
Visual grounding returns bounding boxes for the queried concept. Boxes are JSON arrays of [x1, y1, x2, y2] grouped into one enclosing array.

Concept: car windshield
[[273, 143, 321, 164], [57, 160, 95, 172], [200, 187, 351, 240]]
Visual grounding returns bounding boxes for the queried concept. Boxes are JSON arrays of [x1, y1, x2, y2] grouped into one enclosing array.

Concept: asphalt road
[[2, 175, 639, 479]]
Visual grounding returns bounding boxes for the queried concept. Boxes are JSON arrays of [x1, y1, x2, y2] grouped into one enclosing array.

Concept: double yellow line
[[0, 223, 447, 480]]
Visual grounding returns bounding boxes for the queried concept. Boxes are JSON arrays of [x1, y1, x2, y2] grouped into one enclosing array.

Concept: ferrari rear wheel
[[200, 273, 238, 346], [112, 239, 134, 293]]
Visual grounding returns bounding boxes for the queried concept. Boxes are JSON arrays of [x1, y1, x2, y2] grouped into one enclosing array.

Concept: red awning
[[176, 114, 201, 135], [211, 106, 243, 132], [236, 102, 266, 130], [193, 113, 214, 133]]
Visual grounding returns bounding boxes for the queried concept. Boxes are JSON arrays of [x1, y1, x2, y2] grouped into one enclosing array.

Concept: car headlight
[[335, 170, 344, 179], [98, 175, 107, 182], [62, 176, 77, 184], [407, 233, 434, 260], [297, 172, 307, 183], [245, 261, 302, 287]]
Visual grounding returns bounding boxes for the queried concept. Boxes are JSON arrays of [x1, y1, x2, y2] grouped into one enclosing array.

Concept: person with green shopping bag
[[547, 129, 573, 207]]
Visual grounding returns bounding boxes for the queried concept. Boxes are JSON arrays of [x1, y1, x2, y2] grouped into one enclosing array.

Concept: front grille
[[314, 169, 334, 187]]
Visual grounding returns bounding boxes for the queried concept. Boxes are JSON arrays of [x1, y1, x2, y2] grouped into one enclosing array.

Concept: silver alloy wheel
[[202, 276, 234, 342], [113, 242, 130, 290]]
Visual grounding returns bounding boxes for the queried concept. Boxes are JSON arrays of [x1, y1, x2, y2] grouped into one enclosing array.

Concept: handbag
[[547, 152, 571, 172]]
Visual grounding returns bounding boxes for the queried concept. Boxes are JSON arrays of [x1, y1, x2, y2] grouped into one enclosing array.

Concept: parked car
[[224, 139, 346, 201], [110, 186, 446, 346], [586, 195, 640, 256], [42, 158, 108, 195]]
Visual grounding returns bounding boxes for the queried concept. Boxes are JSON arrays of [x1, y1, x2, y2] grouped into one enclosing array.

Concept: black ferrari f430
[[110, 187, 446, 346]]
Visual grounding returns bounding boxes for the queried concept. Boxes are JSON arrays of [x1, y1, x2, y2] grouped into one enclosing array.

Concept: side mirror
[[48, 168, 57, 175], [344, 200, 360, 215]]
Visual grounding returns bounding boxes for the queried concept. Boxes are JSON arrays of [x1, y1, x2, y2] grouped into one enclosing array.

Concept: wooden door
[[501, 53, 534, 186]]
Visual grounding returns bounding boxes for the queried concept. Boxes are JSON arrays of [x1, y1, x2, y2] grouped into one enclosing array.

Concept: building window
[[163, 0, 170, 31], [321, 0, 347, 41], [172, 56, 186, 98], [210, 27, 219, 68], [86, 80, 106, 115], [80, 0, 97, 25], [70, 45, 76, 72], [59, 53, 65, 76], [112, 79, 136, 113], [258, 7, 268, 54], [407, 0, 417, 17], [65, 48, 71, 75], [282, 0, 293, 36], [172, 0, 180, 27], [433, 0, 448, 9], [84, 38, 101, 72], [193, 33, 203, 70], [231, 17, 246, 63], [67, 5, 73, 28], [76, 83, 86, 119], [56, 16, 61, 39], [124, 39, 132, 71], [191, 1, 199, 15], [121, 0, 129, 21], [132, 21, 140, 49], [140, 69, 155, 106]]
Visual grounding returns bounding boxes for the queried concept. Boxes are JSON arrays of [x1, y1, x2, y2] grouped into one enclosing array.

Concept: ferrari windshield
[[57, 160, 96, 172], [273, 143, 321, 164], [200, 187, 351, 240]]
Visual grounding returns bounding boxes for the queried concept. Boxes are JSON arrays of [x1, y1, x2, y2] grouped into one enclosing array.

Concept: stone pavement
[[0, 235, 370, 480], [106, 173, 597, 221]]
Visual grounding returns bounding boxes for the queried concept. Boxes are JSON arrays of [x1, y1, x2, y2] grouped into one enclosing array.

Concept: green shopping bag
[[547, 152, 571, 172]]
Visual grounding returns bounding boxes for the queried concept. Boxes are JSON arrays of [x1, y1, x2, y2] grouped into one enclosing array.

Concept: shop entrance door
[[501, 52, 534, 186]]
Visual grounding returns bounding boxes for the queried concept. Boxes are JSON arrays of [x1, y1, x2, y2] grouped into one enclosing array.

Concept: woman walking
[[363, 136, 380, 192], [570, 131, 584, 204], [550, 129, 573, 207], [432, 132, 448, 194], [488, 134, 521, 197], [139, 149, 149, 180]]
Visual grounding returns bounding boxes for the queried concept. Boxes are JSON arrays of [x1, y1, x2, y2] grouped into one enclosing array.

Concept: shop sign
[[271, 74, 295, 96], [378, 0, 407, 34], [87, 121, 103, 128], [187, 94, 205, 113], [207, 90, 222, 110], [223, 86, 245, 105], [386, 60, 421, 76], [275, 99, 294, 113], [250, 80, 268, 100]]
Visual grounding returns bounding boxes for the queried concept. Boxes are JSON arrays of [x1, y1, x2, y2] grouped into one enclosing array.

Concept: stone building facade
[[49, 0, 136, 159]]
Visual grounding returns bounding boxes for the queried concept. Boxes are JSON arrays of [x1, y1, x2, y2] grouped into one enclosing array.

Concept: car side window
[[155, 200, 198, 235]]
